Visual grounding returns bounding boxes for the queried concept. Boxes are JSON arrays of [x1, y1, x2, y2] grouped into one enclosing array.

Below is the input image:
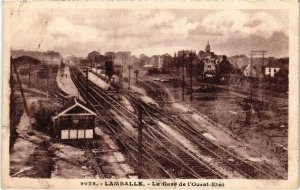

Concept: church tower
[[205, 40, 211, 53]]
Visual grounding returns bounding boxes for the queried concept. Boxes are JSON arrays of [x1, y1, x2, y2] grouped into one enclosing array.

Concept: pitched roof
[[53, 99, 96, 120], [265, 60, 282, 68], [13, 56, 41, 65]]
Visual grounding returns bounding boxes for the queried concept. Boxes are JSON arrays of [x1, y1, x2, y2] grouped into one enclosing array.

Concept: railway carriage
[[52, 99, 96, 140]]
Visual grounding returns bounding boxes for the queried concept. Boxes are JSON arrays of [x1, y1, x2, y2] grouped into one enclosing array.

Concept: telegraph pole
[[128, 65, 132, 90], [28, 62, 31, 88], [10, 56, 14, 95], [12, 57, 29, 116], [189, 52, 194, 101], [261, 51, 265, 104], [250, 54, 253, 102], [36, 70, 39, 87], [46, 64, 49, 99], [138, 105, 143, 179], [250, 50, 267, 103], [181, 51, 185, 101], [85, 67, 89, 106], [119, 56, 124, 99]]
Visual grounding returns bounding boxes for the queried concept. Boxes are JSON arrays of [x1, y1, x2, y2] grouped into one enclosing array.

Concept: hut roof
[[53, 99, 96, 120]]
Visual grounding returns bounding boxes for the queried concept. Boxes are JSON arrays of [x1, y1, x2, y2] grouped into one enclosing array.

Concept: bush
[[33, 102, 57, 133]]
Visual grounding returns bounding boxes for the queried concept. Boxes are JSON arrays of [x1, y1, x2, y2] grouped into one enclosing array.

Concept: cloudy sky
[[10, 8, 288, 57]]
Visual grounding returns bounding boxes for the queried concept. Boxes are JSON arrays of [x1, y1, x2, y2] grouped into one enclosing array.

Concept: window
[[85, 129, 94, 139], [78, 130, 85, 139], [61, 130, 69, 139], [269, 68, 271, 72], [69, 130, 77, 139]]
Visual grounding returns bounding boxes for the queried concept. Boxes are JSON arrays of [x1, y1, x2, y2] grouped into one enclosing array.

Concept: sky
[[10, 8, 289, 58]]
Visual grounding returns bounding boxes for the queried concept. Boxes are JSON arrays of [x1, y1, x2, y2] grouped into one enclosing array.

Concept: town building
[[198, 41, 217, 61], [113, 51, 131, 66], [13, 56, 41, 66], [52, 99, 96, 140], [243, 64, 258, 78], [203, 58, 217, 74], [11, 50, 62, 65], [265, 60, 281, 77], [104, 52, 115, 61], [198, 41, 218, 76]]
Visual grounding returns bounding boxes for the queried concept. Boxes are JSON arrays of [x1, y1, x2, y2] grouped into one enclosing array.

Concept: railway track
[[124, 91, 224, 179], [69, 67, 225, 179], [70, 66, 274, 179], [70, 67, 173, 178], [137, 80, 273, 179]]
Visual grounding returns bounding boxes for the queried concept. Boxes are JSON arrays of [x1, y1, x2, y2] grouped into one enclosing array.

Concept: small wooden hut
[[52, 99, 96, 140]]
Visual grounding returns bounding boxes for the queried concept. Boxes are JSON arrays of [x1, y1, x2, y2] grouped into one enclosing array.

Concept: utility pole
[[28, 62, 31, 88], [261, 51, 265, 104], [36, 70, 39, 87], [10, 56, 14, 94], [181, 51, 186, 101], [119, 55, 124, 99], [10, 56, 15, 113], [138, 105, 143, 179], [128, 65, 132, 89], [46, 64, 49, 99], [250, 50, 267, 103], [250, 54, 253, 102], [189, 52, 194, 101], [85, 67, 89, 106], [12, 57, 29, 116]]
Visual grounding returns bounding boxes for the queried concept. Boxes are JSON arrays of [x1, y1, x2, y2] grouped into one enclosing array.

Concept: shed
[[52, 99, 96, 140]]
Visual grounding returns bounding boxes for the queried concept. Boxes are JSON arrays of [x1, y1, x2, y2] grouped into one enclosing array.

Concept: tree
[[162, 54, 173, 69], [137, 54, 149, 67]]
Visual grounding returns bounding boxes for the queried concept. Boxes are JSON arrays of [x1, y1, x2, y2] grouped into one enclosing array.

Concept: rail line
[[69, 67, 225, 179], [70, 67, 179, 178], [137, 80, 273, 179], [70, 66, 274, 179]]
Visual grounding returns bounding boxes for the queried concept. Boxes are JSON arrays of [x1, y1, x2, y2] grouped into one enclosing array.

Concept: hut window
[[70, 130, 77, 139], [61, 130, 69, 139], [78, 130, 85, 139], [85, 129, 93, 138]]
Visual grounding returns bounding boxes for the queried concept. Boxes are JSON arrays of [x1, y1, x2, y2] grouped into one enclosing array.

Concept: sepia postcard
[[2, 0, 299, 189]]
